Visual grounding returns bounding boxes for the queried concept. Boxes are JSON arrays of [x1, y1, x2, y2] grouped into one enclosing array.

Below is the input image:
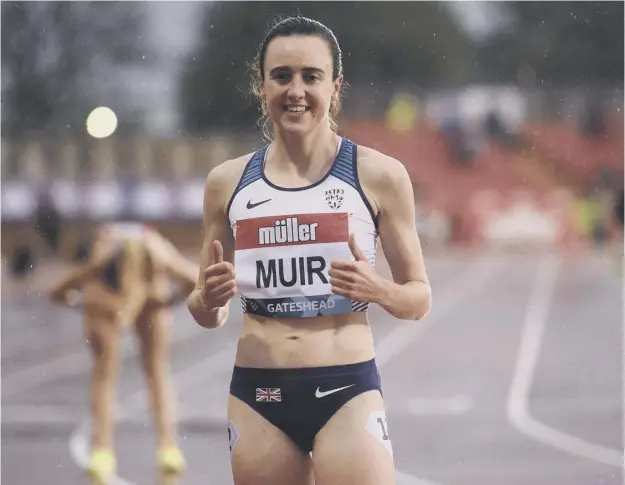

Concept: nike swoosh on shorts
[[315, 384, 356, 398]]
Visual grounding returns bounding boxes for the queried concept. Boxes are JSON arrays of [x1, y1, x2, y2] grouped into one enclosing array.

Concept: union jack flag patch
[[256, 388, 282, 402]]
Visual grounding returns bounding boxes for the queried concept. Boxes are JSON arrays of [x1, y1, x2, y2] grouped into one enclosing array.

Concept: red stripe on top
[[235, 212, 349, 250]]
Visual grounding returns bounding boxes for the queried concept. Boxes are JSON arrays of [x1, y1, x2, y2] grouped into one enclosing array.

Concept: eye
[[270, 72, 291, 83], [304, 73, 321, 83]]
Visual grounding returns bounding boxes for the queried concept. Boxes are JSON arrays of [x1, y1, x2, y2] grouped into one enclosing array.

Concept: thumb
[[348, 233, 367, 262], [212, 240, 224, 264]]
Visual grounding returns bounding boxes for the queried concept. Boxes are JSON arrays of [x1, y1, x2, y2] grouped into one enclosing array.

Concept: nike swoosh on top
[[315, 384, 356, 398], [246, 198, 272, 209]]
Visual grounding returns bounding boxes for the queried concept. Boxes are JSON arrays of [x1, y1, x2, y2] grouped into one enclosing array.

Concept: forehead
[[264, 35, 333, 72]]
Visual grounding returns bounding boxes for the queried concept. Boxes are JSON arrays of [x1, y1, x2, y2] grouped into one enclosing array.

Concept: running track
[[2, 249, 622, 485]]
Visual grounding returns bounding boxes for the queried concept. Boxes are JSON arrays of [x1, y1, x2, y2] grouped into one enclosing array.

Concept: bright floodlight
[[86, 106, 118, 138]]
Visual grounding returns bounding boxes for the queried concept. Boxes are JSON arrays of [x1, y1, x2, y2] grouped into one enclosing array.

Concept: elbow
[[398, 300, 430, 322], [413, 286, 432, 321], [380, 280, 431, 321], [403, 284, 432, 321], [412, 298, 431, 321]]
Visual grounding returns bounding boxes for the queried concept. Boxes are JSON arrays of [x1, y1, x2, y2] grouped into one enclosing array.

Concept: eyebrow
[[269, 66, 325, 75]]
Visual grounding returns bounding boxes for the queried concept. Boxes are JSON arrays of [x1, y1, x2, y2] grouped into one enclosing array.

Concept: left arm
[[144, 231, 199, 286], [330, 154, 431, 321], [143, 231, 200, 310], [373, 159, 431, 320]]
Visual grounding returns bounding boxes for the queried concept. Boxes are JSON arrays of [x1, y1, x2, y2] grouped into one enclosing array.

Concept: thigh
[[134, 277, 170, 358], [83, 311, 120, 358], [134, 306, 170, 360], [312, 390, 395, 485], [82, 287, 124, 353], [228, 395, 314, 485]]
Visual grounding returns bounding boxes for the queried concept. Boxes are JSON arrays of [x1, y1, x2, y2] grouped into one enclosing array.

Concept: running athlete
[[187, 16, 431, 485], [47, 223, 195, 484]]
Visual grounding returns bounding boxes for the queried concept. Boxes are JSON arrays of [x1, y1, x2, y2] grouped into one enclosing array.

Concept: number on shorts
[[366, 410, 394, 458], [227, 420, 239, 454], [377, 416, 390, 441]]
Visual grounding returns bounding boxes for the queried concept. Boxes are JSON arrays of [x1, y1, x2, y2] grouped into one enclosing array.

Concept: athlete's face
[[262, 35, 342, 136]]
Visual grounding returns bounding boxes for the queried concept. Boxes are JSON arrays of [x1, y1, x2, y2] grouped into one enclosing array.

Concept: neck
[[271, 125, 339, 172]]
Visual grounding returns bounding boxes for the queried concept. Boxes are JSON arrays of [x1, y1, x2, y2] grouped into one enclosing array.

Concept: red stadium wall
[[340, 121, 585, 250]]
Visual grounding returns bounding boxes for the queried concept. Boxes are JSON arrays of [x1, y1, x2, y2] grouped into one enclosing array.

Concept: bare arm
[[186, 161, 240, 328], [147, 233, 198, 286], [146, 271, 197, 310], [142, 231, 199, 309], [368, 155, 431, 320], [377, 160, 432, 320], [329, 151, 431, 320]]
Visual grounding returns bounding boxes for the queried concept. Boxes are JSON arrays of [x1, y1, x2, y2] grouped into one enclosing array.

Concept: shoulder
[[203, 151, 257, 212], [205, 151, 254, 190], [356, 144, 411, 189], [354, 144, 413, 211]]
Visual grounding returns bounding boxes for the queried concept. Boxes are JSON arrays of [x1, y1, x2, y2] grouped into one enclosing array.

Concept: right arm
[[186, 160, 240, 329]]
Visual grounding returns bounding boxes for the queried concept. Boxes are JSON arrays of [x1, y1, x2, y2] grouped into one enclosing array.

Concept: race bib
[[234, 212, 352, 318]]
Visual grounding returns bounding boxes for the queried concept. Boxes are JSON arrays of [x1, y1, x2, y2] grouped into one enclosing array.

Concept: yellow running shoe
[[157, 446, 187, 475], [87, 448, 116, 484]]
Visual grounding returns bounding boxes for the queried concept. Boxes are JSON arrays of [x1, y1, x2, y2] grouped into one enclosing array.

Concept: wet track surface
[[2, 250, 622, 485]]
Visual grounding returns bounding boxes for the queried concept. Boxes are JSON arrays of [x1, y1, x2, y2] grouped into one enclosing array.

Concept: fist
[[201, 240, 237, 310]]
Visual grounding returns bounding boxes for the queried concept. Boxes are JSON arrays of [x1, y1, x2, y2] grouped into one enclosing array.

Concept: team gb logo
[[325, 188, 344, 210]]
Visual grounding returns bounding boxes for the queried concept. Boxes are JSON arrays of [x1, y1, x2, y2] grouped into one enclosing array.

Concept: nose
[[287, 77, 305, 100]]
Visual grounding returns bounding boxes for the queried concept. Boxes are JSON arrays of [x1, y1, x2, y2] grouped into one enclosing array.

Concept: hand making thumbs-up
[[329, 233, 383, 303], [201, 240, 237, 310]]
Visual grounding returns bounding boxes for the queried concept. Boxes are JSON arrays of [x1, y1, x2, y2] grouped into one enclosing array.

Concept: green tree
[[1, 1, 151, 136], [179, 2, 475, 132]]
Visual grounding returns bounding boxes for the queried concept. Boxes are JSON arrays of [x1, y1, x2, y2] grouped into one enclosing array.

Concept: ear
[[330, 75, 343, 110], [333, 75, 343, 96]]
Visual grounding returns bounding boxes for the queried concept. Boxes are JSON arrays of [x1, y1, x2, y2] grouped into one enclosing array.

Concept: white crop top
[[227, 137, 378, 319]]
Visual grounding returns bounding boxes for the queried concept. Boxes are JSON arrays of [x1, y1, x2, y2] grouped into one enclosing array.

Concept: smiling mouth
[[284, 105, 310, 114]]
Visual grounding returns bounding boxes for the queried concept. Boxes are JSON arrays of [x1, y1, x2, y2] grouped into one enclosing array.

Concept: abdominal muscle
[[233, 311, 376, 369]]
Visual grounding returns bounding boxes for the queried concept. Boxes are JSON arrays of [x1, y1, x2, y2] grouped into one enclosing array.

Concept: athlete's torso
[[81, 223, 156, 320], [228, 137, 378, 319], [94, 223, 153, 291], [227, 138, 379, 368]]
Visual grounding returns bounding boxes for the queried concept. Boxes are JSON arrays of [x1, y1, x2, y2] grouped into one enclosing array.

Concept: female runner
[[48, 223, 196, 483], [188, 16, 431, 485]]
